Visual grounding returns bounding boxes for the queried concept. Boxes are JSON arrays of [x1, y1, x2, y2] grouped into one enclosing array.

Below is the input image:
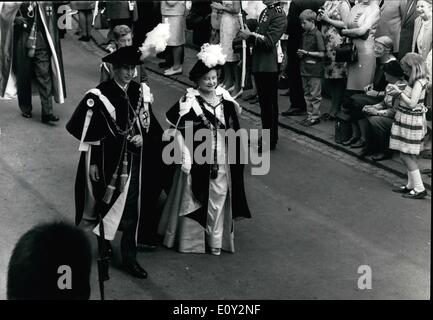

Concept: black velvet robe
[[66, 79, 164, 245], [166, 94, 251, 227]]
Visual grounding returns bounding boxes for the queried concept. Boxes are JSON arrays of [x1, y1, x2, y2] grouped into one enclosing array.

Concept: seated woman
[[342, 36, 397, 149], [363, 60, 408, 160], [158, 44, 251, 256]]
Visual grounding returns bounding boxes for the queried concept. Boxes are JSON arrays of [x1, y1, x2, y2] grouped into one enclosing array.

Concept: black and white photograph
[[0, 0, 431, 308]]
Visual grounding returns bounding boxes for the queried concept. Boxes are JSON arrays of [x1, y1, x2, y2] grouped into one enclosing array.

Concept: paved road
[[0, 37, 430, 300]]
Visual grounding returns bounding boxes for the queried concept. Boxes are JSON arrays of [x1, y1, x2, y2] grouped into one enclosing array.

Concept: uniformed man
[[66, 46, 164, 279], [239, 0, 287, 151]]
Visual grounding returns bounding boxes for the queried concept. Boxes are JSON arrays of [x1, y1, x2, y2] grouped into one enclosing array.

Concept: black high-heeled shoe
[[342, 136, 359, 146], [350, 139, 366, 149]]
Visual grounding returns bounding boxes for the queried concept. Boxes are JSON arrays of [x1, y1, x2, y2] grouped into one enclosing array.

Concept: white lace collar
[[179, 86, 242, 117]]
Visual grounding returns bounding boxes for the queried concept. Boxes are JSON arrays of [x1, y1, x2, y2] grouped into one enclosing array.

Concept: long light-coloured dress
[[346, 2, 380, 91], [219, 1, 241, 62], [158, 87, 251, 253]]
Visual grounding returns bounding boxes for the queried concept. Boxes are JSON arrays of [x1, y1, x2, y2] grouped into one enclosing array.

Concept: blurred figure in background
[[186, 0, 213, 48], [104, 1, 138, 45], [7, 221, 92, 300], [70, 1, 95, 42], [374, 0, 405, 57], [161, 1, 186, 76], [211, 1, 242, 97], [133, 1, 162, 47], [399, 0, 419, 60], [411, 0, 432, 60], [0, 1, 66, 123]]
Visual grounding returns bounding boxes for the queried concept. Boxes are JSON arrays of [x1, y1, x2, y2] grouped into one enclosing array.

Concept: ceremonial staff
[[238, 6, 246, 91], [96, 207, 109, 300], [92, 1, 99, 26]]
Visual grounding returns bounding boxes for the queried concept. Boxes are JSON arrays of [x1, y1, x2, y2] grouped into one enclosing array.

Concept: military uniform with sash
[[249, 2, 287, 149]]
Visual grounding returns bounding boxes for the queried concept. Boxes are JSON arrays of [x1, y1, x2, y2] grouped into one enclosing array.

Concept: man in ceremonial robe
[[0, 1, 66, 122], [66, 46, 164, 279]]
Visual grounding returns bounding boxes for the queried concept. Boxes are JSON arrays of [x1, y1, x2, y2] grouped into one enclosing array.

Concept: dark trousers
[[15, 46, 54, 116], [120, 154, 140, 263], [328, 78, 347, 116], [347, 93, 383, 121], [285, 51, 306, 110], [367, 116, 394, 153], [254, 72, 279, 146]]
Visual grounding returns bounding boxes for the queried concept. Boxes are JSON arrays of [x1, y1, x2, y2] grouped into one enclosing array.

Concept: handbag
[[335, 38, 358, 63], [334, 110, 352, 144]]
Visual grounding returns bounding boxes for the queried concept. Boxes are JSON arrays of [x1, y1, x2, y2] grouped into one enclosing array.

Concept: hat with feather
[[189, 43, 227, 82]]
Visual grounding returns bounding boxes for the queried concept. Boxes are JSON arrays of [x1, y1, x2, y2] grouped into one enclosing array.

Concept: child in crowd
[[297, 9, 325, 127], [100, 25, 149, 84], [388, 53, 429, 199]]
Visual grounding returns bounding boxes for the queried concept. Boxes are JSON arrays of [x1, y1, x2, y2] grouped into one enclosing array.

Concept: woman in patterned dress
[[318, 0, 351, 119]]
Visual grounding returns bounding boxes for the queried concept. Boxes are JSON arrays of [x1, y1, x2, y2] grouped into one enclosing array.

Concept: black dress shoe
[[371, 152, 392, 161], [302, 118, 320, 127], [21, 111, 32, 118], [392, 186, 413, 194], [402, 189, 428, 199], [123, 260, 148, 279], [358, 146, 370, 157], [342, 136, 359, 146], [41, 114, 59, 123], [281, 108, 306, 116], [350, 139, 366, 148]]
